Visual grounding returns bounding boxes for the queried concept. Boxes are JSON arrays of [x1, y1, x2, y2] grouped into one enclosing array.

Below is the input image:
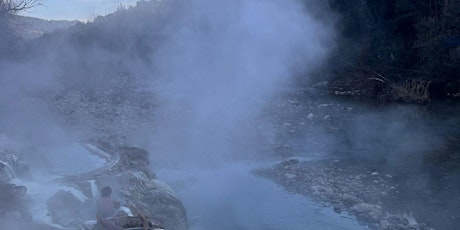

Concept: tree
[[0, 0, 42, 14], [0, 0, 43, 60]]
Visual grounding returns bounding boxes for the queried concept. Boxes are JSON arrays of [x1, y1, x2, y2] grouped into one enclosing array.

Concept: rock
[[47, 190, 86, 227], [333, 203, 344, 213], [68, 144, 188, 230], [350, 203, 383, 223], [312, 81, 329, 88], [0, 215, 25, 229], [283, 122, 291, 127], [83, 220, 97, 230], [379, 219, 391, 230], [0, 183, 28, 215], [257, 158, 436, 230], [311, 185, 335, 198], [280, 158, 300, 168], [288, 100, 300, 105], [341, 194, 361, 207], [382, 215, 416, 229], [284, 173, 297, 179]]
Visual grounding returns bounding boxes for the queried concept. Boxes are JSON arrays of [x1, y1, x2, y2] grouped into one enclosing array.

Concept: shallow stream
[[156, 160, 368, 230]]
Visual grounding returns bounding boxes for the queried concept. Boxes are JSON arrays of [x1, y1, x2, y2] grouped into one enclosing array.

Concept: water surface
[[156, 161, 368, 230]]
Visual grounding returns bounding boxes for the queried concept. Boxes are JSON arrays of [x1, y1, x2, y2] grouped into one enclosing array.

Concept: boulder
[[49, 143, 188, 230], [47, 190, 87, 227]]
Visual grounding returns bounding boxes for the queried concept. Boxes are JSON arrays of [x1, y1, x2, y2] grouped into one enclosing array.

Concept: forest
[[326, 0, 460, 103]]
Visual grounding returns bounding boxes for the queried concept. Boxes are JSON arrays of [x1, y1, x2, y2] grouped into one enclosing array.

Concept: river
[[156, 160, 368, 230]]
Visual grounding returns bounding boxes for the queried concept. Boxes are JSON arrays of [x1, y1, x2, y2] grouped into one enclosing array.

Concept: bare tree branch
[[0, 0, 43, 14]]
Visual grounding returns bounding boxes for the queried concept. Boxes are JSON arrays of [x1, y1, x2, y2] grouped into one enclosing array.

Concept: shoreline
[[253, 158, 443, 230]]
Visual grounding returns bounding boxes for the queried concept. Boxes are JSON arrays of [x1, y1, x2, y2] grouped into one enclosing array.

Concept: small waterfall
[[58, 185, 89, 203], [89, 179, 98, 198], [0, 159, 17, 181]]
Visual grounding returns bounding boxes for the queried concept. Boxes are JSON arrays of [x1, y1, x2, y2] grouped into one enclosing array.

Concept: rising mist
[[1, 0, 336, 167]]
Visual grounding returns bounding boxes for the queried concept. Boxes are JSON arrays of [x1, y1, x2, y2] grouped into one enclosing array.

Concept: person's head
[[101, 186, 112, 198]]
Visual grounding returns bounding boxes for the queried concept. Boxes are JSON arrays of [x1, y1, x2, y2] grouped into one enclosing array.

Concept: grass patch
[[390, 79, 431, 103]]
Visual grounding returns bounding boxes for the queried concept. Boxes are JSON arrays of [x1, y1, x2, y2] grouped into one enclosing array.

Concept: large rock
[[0, 183, 28, 215], [47, 190, 87, 227], [48, 143, 187, 230]]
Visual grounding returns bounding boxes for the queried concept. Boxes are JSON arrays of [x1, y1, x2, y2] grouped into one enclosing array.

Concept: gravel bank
[[254, 158, 435, 230]]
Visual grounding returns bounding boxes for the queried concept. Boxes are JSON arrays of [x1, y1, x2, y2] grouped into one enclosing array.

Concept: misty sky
[[20, 0, 139, 21]]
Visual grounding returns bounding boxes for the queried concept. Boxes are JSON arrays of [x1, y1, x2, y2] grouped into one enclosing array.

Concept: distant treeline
[[2, 0, 459, 102]]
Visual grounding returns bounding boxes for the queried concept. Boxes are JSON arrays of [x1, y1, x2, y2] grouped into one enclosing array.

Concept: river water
[[156, 160, 368, 230]]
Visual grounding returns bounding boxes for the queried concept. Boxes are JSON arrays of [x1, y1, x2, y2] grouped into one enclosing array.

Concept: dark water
[[153, 89, 460, 230], [329, 97, 460, 230], [273, 89, 460, 229]]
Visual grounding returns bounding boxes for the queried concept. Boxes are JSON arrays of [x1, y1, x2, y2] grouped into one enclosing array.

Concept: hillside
[[8, 14, 78, 40]]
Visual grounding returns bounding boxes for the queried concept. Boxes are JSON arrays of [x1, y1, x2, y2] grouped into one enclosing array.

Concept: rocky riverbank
[[254, 158, 436, 230], [51, 142, 188, 230], [0, 135, 187, 230]]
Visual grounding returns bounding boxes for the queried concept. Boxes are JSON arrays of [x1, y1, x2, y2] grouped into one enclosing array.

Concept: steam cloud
[[3, 1, 457, 229], [148, 0, 334, 165], [0, 1, 335, 228], [0, 0, 336, 173]]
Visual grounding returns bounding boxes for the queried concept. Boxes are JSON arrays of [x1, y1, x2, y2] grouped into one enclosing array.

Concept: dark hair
[[101, 186, 112, 197]]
